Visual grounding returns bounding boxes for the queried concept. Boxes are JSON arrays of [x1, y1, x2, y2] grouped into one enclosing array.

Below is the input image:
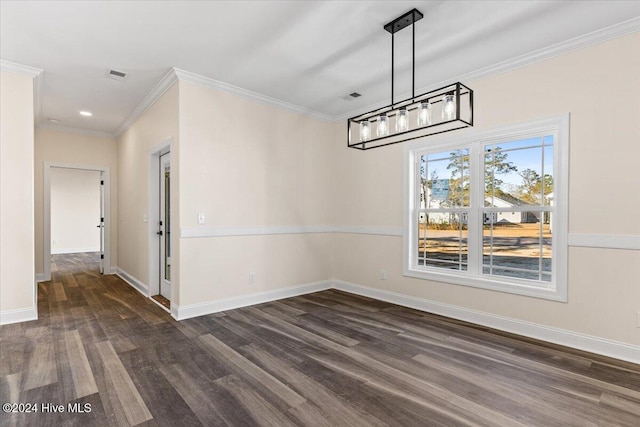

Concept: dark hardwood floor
[[1, 252, 639, 426]]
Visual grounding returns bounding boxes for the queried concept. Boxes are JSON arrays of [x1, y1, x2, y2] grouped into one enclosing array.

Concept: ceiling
[[1, 1, 639, 136]]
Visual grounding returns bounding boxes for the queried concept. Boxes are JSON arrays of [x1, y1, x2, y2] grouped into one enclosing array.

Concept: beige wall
[[117, 83, 179, 300], [177, 81, 334, 306], [50, 168, 101, 254], [331, 33, 640, 345], [0, 71, 35, 316], [34, 128, 118, 274]]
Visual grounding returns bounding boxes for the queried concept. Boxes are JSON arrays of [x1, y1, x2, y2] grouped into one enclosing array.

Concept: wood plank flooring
[[1, 252, 639, 426]]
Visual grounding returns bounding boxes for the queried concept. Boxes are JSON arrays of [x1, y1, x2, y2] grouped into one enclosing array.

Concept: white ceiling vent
[[107, 69, 127, 81], [341, 92, 361, 101]]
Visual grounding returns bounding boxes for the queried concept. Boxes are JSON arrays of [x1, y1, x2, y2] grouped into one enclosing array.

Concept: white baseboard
[[173, 280, 332, 321], [114, 267, 149, 296], [35, 274, 45, 283], [332, 280, 640, 365], [0, 306, 38, 325]]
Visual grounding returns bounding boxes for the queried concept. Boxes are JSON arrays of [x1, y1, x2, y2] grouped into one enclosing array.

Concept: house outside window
[[403, 115, 569, 301]]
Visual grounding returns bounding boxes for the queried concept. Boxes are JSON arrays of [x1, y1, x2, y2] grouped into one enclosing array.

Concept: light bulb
[[442, 94, 456, 121], [377, 114, 389, 137], [396, 109, 409, 132], [360, 121, 370, 142], [418, 102, 431, 127]]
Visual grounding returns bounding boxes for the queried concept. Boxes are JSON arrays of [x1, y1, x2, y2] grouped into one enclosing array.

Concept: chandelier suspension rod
[[391, 17, 417, 107], [412, 20, 415, 99]]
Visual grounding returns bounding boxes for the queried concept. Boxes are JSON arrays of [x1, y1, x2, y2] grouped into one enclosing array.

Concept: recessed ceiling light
[[79, 111, 92, 117], [48, 118, 59, 124]]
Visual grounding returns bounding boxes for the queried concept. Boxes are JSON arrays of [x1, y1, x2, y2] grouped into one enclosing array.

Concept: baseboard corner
[[173, 280, 332, 321], [115, 267, 149, 296], [0, 306, 38, 325]]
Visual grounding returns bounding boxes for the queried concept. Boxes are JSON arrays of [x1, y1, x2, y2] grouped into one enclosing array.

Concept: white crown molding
[[42, 16, 640, 137], [569, 234, 640, 251], [173, 280, 332, 321], [333, 280, 640, 364], [114, 66, 334, 139], [114, 68, 179, 138], [1, 60, 45, 127], [36, 122, 115, 139], [173, 68, 333, 122], [0, 59, 43, 76], [335, 17, 640, 122]]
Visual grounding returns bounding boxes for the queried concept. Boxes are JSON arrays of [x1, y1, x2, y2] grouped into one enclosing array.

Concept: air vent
[[341, 92, 362, 101], [107, 69, 127, 81]]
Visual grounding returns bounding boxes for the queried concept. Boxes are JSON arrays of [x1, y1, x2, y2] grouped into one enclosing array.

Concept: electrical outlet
[[637, 311, 640, 328], [248, 272, 256, 284], [380, 270, 387, 280], [198, 213, 205, 224]]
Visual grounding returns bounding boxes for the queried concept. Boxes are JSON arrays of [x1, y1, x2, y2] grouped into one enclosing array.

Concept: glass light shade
[[442, 94, 456, 121], [360, 121, 371, 142], [417, 102, 431, 127], [396, 109, 409, 132], [377, 114, 389, 137]]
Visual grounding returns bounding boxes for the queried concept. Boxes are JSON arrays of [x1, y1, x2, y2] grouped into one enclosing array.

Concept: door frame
[[159, 151, 171, 299], [148, 138, 172, 301], [43, 161, 111, 282]]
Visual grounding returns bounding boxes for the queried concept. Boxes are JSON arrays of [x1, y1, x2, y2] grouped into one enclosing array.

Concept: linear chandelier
[[348, 9, 474, 150]]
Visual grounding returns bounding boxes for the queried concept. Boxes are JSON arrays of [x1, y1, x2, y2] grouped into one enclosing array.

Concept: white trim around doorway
[[148, 138, 172, 302], [43, 162, 111, 282]]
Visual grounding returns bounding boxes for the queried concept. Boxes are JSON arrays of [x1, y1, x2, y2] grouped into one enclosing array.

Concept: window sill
[[403, 267, 567, 302]]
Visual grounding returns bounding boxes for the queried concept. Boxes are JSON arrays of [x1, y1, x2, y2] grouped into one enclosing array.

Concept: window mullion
[[467, 143, 482, 275]]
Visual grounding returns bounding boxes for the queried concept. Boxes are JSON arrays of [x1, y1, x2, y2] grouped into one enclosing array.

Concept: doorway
[[148, 139, 172, 312], [43, 162, 111, 282], [153, 152, 171, 309]]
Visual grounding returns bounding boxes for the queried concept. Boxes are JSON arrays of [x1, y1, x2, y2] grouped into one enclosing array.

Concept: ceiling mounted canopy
[[348, 8, 474, 150]]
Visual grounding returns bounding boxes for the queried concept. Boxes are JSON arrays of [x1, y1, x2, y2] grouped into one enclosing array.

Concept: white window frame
[[403, 114, 569, 301]]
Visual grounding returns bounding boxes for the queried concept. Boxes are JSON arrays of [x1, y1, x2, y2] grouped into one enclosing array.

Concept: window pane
[[422, 149, 470, 208], [418, 212, 468, 271], [482, 211, 551, 282], [543, 212, 552, 276], [484, 137, 555, 210]]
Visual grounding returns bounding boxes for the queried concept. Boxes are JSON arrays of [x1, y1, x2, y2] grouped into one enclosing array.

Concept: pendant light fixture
[[348, 9, 474, 150]]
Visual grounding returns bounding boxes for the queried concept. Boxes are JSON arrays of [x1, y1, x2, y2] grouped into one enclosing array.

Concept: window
[[404, 115, 568, 301]]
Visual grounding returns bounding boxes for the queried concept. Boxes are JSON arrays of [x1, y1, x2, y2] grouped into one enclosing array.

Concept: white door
[[99, 172, 105, 274], [159, 152, 171, 299]]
